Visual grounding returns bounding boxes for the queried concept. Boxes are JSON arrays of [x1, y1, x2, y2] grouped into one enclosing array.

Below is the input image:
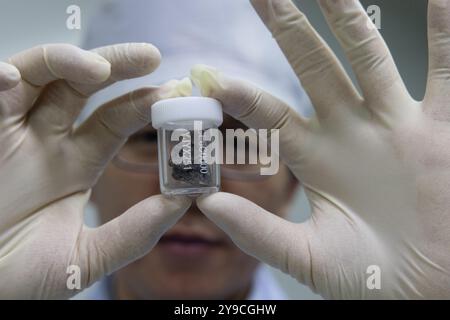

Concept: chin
[[114, 238, 259, 300], [146, 266, 243, 300]]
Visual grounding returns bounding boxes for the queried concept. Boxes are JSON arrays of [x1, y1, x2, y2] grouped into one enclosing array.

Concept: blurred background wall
[[0, 0, 429, 299]]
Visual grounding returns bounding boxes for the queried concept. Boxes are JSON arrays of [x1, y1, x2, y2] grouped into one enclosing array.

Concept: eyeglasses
[[112, 130, 272, 182]]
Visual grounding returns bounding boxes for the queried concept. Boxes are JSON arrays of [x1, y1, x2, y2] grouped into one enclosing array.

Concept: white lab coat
[[73, 264, 287, 300]]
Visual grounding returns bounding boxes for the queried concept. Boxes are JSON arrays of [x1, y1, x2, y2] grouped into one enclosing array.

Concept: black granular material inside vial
[[169, 133, 212, 186]]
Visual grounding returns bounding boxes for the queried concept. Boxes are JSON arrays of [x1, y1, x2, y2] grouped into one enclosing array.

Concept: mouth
[[158, 232, 226, 257]]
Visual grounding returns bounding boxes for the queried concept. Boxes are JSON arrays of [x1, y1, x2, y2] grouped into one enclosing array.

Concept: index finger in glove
[[0, 62, 21, 91], [68, 43, 162, 97], [31, 43, 163, 135], [191, 64, 309, 173], [4, 44, 111, 118], [8, 44, 111, 87]]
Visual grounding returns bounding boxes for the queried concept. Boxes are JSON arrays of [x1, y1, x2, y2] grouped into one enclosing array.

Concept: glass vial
[[151, 97, 223, 196]]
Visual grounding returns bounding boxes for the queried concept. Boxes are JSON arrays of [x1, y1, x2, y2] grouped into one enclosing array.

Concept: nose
[[183, 201, 206, 219]]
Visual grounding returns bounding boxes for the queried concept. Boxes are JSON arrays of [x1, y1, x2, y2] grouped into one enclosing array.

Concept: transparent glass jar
[[151, 97, 223, 196]]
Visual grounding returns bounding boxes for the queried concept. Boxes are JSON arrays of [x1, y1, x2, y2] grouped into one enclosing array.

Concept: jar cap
[[151, 97, 223, 129]]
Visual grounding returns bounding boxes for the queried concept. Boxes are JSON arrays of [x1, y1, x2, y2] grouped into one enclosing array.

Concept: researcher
[[76, 0, 308, 300], [0, 0, 449, 300]]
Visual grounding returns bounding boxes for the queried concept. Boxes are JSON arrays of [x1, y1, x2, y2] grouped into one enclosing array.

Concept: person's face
[[92, 115, 298, 299]]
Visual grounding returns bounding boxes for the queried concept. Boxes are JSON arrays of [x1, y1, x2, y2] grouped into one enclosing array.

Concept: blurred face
[[92, 115, 297, 299]]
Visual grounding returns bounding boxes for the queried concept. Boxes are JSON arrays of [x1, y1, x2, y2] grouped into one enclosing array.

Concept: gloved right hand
[[0, 43, 191, 299], [194, 0, 450, 299]]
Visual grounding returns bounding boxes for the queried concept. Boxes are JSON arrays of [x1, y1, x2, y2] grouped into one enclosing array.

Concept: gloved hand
[[0, 43, 192, 299], [193, 0, 450, 299]]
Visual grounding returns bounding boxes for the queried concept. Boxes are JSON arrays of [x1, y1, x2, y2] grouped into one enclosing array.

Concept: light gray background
[[0, 0, 428, 299]]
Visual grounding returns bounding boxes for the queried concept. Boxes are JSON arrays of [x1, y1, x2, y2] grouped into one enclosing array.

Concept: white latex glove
[[0, 43, 192, 299], [194, 0, 450, 299]]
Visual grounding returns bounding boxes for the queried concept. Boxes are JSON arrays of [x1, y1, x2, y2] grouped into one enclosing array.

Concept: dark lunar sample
[[169, 132, 212, 186], [170, 162, 212, 186]]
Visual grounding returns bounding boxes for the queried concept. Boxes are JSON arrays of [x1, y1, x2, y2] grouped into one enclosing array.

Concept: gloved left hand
[[0, 43, 192, 299], [194, 0, 450, 299]]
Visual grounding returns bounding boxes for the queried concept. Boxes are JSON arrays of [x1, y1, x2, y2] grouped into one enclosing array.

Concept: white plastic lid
[[151, 97, 223, 129]]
